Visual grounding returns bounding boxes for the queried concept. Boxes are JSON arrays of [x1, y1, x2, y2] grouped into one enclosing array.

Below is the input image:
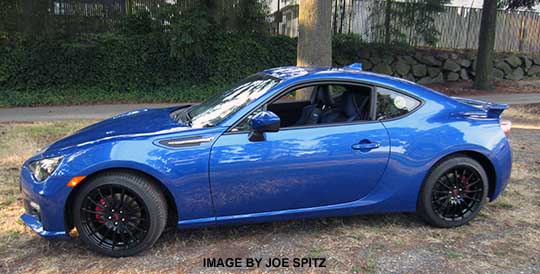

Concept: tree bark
[[297, 0, 332, 99], [384, 0, 392, 45], [339, 0, 346, 33], [333, 0, 338, 34], [473, 0, 497, 90], [297, 0, 332, 67]]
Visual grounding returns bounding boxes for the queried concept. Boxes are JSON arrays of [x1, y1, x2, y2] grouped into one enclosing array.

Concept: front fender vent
[[158, 136, 214, 148]]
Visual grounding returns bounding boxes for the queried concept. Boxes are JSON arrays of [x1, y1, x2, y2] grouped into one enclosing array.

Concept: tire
[[417, 156, 489, 228], [73, 172, 167, 257]]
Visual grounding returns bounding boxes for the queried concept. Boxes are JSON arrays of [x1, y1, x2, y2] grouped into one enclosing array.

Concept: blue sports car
[[20, 65, 512, 257]]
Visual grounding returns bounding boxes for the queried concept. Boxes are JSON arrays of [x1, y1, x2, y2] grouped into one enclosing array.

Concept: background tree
[[236, 0, 270, 35], [473, 0, 497, 90], [369, 0, 449, 47], [296, 0, 332, 99], [474, 0, 540, 90], [0, 0, 20, 34], [339, 0, 347, 33], [297, 0, 332, 67], [333, 0, 339, 33]]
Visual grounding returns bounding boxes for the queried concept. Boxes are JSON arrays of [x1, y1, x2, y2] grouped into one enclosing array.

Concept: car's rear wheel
[[73, 172, 167, 257], [417, 156, 488, 228]]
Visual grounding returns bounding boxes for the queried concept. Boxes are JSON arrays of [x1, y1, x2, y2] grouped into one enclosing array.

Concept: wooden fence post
[[518, 13, 526, 52]]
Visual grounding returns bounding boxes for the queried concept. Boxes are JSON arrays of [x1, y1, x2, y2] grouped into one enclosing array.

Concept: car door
[[208, 84, 390, 218]]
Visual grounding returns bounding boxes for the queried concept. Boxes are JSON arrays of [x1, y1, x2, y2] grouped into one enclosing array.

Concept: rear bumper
[[490, 138, 513, 201]]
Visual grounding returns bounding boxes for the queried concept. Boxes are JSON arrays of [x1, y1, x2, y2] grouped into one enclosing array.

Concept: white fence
[[276, 0, 540, 53]]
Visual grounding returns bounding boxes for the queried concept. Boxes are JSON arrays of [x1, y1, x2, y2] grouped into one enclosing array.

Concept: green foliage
[[236, 0, 271, 35], [0, 30, 296, 106], [0, 0, 20, 33], [332, 33, 365, 66], [369, 0, 449, 47], [0, 29, 418, 107], [0, 1, 287, 106], [119, 11, 159, 36], [162, 6, 214, 61], [0, 31, 404, 106]]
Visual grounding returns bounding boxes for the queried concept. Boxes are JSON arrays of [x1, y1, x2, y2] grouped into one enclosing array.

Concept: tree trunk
[[333, 0, 338, 34], [297, 0, 332, 67], [297, 0, 332, 99], [276, 0, 281, 35], [339, 0, 346, 33], [384, 0, 392, 45], [473, 0, 497, 90], [348, 0, 353, 33]]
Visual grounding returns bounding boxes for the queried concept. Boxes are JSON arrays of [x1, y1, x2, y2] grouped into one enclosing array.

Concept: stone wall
[[355, 48, 540, 84]]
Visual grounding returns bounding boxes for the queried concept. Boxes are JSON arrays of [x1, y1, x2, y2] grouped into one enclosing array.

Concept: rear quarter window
[[376, 87, 421, 120]]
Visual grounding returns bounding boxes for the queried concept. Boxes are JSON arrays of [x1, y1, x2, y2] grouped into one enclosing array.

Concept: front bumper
[[19, 165, 72, 240], [20, 213, 68, 239]]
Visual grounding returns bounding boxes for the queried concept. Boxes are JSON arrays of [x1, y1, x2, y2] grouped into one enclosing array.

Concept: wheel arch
[[64, 167, 179, 233], [423, 150, 497, 201]]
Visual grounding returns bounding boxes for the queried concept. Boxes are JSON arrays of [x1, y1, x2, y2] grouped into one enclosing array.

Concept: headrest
[[316, 85, 334, 106], [342, 92, 358, 117]]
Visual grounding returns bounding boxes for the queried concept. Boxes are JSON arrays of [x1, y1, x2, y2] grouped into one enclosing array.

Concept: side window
[[231, 83, 374, 132], [230, 87, 315, 132], [329, 85, 346, 99], [376, 88, 420, 120], [274, 86, 315, 103], [231, 107, 263, 132]]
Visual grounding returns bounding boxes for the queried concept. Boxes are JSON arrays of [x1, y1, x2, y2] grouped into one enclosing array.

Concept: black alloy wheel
[[417, 156, 489, 228], [73, 172, 167, 257], [431, 166, 484, 221], [79, 184, 150, 251]]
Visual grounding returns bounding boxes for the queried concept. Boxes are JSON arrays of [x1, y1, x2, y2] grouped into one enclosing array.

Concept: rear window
[[376, 87, 421, 120]]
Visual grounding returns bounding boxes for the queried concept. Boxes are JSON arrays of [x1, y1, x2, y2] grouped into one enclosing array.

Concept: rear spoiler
[[452, 97, 508, 119]]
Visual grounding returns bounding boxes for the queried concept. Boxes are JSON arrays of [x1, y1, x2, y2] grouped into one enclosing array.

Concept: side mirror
[[248, 111, 280, 142]]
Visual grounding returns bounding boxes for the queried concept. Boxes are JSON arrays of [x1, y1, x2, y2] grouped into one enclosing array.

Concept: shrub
[[0, 32, 297, 88], [0, 31, 376, 106]]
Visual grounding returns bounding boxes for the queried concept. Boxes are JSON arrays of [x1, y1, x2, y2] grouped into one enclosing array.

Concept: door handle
[[352, 141, 380, 151]]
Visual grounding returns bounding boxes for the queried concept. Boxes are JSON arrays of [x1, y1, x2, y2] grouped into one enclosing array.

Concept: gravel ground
[[0, 104, 538, 273]]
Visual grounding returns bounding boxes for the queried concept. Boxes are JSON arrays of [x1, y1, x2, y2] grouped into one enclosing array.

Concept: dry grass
[[0, 108, 539, 273]]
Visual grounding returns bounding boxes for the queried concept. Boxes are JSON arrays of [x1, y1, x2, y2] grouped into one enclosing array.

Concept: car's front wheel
[[417, 156, 489, 228], [73, 172, 167, 257]]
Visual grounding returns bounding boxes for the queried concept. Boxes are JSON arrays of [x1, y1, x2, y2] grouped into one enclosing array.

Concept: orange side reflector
[[67, 176, 86, 188]]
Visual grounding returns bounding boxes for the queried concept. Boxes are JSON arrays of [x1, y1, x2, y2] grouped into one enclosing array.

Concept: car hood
[[45, 106, 191, 152]]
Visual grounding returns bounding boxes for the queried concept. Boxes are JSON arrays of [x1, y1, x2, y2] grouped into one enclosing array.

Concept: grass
[[490, 197, 515, 209], [351, 260, 377, 273], [0, 105, 539, 273]]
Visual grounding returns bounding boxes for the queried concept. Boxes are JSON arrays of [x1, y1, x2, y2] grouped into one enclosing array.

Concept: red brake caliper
[[461, 176, 470, 191], [95, 198, 106, 224]]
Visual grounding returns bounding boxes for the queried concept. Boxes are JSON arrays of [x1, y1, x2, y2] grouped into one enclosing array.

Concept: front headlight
[[28, 156, 63, 182]]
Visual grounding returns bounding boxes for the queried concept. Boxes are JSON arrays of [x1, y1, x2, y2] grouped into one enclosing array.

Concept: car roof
[[262, 65, 416, 86], [261, 65, 455, 105]]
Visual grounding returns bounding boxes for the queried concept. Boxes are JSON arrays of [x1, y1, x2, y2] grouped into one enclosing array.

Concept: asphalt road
[[0, 103, 183, 122], [466, 93, 540, 105], [1, 94, 539, 122]]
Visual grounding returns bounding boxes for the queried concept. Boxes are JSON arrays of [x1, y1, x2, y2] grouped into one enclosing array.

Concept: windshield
[[186, 73, 281, 128]]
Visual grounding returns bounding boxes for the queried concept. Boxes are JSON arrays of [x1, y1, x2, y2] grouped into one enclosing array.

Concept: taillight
[[500, 120, 512, 135]]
